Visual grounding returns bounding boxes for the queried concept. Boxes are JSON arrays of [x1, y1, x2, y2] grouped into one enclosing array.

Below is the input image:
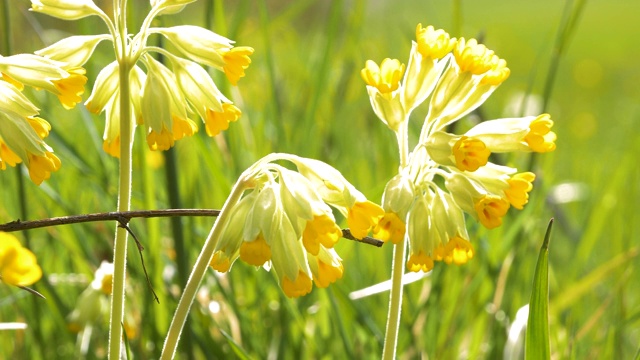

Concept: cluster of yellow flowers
[[362, 25, 556, 272], [0, 54, 86, 184], [0, 232, 42, 286], [209, 154, 384, 298], [30, 0, 253, 158]]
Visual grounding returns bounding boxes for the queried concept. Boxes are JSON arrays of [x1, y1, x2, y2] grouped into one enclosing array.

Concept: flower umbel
[[209, 154, 383, 298], [362, 24, 557, 272]]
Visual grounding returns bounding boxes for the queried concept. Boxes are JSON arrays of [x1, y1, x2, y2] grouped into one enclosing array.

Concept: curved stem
[[160, 177, 248, 360], [382, 119, 410, 359], [108, 16, 133, 356]]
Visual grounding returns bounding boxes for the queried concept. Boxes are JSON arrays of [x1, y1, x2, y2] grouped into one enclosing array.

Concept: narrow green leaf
[[219, 329, 252, 360], [525, 219, 553, 360]]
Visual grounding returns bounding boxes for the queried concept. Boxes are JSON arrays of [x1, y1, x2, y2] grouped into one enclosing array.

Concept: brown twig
[[0, 209, 385, 247]]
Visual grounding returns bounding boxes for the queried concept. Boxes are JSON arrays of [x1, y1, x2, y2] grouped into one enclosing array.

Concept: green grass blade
[[525, 219, 553, 360], [220, 329, 252, 360]]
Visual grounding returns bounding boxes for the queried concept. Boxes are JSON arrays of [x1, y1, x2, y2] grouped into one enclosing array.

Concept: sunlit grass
[[1, 0, 639, 358]]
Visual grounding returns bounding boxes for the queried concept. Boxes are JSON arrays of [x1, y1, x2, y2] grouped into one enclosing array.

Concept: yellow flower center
[[453, 38, 499, 75], [504, 172, 536, 210], [415, 24, 455, 59], [302, 215, 342, 256], [204, 103, 242, 137], [312, 257, 344, 288], [372, 212, 406, 244], [407, 251, 435, 273], [524, 114, 556, 152], [281, 271, 313, 298], [453, 136, 490, 172], [52, 67, 87, 109], [27, 151, 61, 185], [239, 234, 272, 267], [210, 251, 232, 273], [100, 273, 113, 295], [474, 195, 509, 229], [360, 58, 405, 94], [347, 200, 385, 239], [442, 236, 474, 265], [221, 46, 254, 86]]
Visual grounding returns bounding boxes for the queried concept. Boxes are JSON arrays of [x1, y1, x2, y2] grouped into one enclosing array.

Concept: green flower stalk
[[29, 0, 253, 357], [361, 24, 557, 359], [161, 153, 384, 358]]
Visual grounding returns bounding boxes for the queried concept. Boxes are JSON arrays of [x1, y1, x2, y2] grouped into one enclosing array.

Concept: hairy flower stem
[[108, 59, 133, 359], [160, 177, 249, 360], [382, 120, 409, 359]]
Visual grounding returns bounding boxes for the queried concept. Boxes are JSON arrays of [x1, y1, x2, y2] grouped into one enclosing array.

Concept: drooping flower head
[[362, 25, 556, 272], [30, 0, 254, 156], [0, 54, 84, 183], [210, 154, 383, 298]]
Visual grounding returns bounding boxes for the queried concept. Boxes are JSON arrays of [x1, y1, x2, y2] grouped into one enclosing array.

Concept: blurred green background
[[1, 0, 639, 358]]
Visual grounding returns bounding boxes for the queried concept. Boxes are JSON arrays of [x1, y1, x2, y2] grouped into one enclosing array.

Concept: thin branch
[[0, 209, 384, 247]]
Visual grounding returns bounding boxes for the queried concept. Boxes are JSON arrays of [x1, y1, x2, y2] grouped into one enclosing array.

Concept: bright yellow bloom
[[347, 200, 385, 239], [474, 195, 510, 229], [407, 251, 434, 273], [373, 212, 406, 244], [210, 252, 232, 273], [52, 66, 87, 109], [0, 232, 42, 287], [524, 114, 557, 152], [204, 103, 241, 137], [281, 271, 313, 298], [146, 126, 174, 151], [302, 215, 342, 256], [221, 46, 254, 86], [239, 234, 272, 267], [442, 236, 474, 265], [504, 172, 535, 209], [453, 38, 498, 75], [480, 58, 510, 86], [28, 151, 61, 185], [452, 136, 490, 172], [0, 142, 22, 169], [415, 24, 456, 59], [361, 58, 405, 94], [309, 247, 344, 288]]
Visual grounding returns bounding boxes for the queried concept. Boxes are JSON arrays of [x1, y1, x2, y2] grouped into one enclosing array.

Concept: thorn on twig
[[17, 285, 46, 299], [117, 220, 159, 304]]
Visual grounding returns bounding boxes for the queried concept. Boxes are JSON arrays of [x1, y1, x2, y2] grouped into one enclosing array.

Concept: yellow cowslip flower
[[152, 25, 254, 85], [453, 38, 498, 75], [210, 154, 380, 298], [0, 54, 87, 109], [30, 0, 104, 20], [220, 46, 254, 86], [361, 59, 407, 131], [363, 23, 556, 274], [464, 114, 557, 153], [0, 232, 42, 287], [402, 25, 454, 112], [0, 81, 61, 184], [415, 24, 456, 60], [289, 155, 384, 239], [361, 59, 405, 94], [141, 55, 197, 151], [308, 247, 343, 288], [504, 172, 535, 210], [204, 103, 242, 137]]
